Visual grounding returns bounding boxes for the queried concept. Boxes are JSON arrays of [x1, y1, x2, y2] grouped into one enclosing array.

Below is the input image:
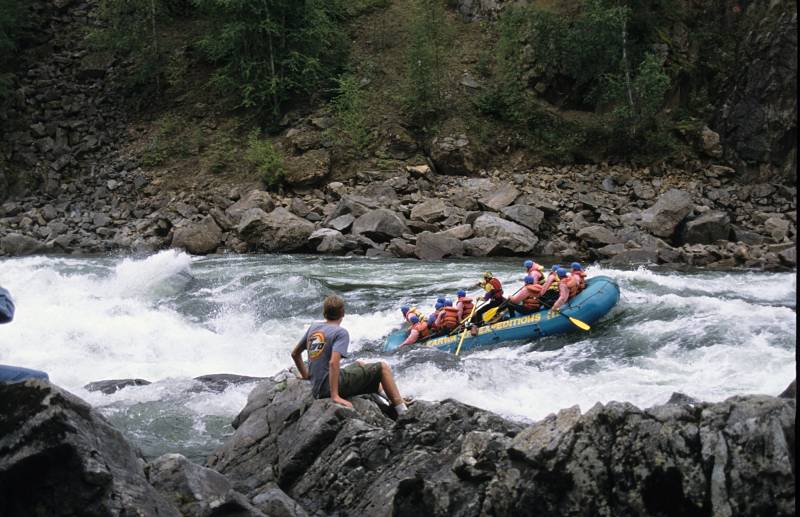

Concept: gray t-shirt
[[299, 322, 350, 398]]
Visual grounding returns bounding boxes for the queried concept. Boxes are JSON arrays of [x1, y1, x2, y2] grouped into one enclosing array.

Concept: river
[[0, 251, 795, 461]]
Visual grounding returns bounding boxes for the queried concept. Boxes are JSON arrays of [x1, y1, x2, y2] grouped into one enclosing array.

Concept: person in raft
[[400, 313, 429, 347], [506, 275, 545, 318], [0, 286, 50, 383], [292, 294, 409, 414], [550, 268, 581, 312], [470, 272, 504, 336]]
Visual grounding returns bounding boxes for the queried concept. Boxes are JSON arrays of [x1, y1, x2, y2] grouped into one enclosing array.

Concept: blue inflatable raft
[[383, 275, 620, 354]]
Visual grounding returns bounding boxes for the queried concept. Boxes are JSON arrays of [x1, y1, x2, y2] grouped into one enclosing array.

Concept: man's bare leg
[[379, 362, 403, 405]]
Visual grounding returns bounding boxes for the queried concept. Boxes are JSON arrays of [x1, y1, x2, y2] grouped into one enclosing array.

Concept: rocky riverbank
[[0, 375, 795, 516]]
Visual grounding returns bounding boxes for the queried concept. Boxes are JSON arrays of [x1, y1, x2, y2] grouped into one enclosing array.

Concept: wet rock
[[226, 190, 276, 224], [84, 378, 152, 394], [0, 233, 47, 256], [666, 392, 699, 405], [779, 379, 795, 399], [351, 209, 410, 243], [414, 231, 465, 260], [682, 211, 731, 245], [171, 216, 223, 255], [193, 374, 265, 393], [731, 225, 764, 245], [481, 184, 519, 211], [501, 204, 544, 232], [430, 134, 475, 176], [308, 228, 355, 254], [0, 380, 180, 516], [410, 198, 448, 223], [777, 246, 795, 266], [251, 483, 309, 517], [608, 249, 659, 266], [639, 189, 694, 239], [577, 225, 620, 246], [148, 453, 265, 517]]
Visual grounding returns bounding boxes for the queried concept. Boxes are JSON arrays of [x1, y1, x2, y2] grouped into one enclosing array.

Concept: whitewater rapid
[[1, 251, 795, 460]]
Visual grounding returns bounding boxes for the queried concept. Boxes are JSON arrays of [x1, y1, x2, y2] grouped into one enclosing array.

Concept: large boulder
[[430, 134, 476, 176], [237, 207, 315, 252], [639, 189, 694, 239], [682, 211, 731, 244], [351, 209, 410, 243], [308, 228, 356, 255], [171, 216, 223, 255], [0, 380, 180, 516], [0, 233, 47, 256], [501, 205, 544, 232], [480, 184, 519, 212], [226, 190, 276, 224], [414, 231, 465, 260], [410, 198, 449, 223], [577, 225, 620, 246], [472, 213, 538, 254], [207, 372, 796, 517], [763, 216, 790, 242]]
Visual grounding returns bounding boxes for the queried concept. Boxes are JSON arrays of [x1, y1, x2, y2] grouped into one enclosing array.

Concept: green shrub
[[404, 0, 450, 124], [0, 0, 31, 102], [329, 73, 372, 152], [245, 130, 283, 189]]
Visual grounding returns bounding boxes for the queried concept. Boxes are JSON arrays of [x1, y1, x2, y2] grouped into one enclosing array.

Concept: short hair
[[323, 295, 345, 320]]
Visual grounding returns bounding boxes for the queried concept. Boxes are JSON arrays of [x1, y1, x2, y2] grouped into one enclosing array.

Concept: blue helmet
[[427, 314, 437, 325], [551, 264, 561, 272], [445, 299, 453, 307], [435, 302, 444, 310], [436, 297, 446, 304], [523, 259, 533, 269], [571, 262, 582, 270], [401, 305, 410, 314], [457, 289, 466, 297], [409, 315, 419, 323], [556, 267, 568, 278], [524, 275, 534, 284]]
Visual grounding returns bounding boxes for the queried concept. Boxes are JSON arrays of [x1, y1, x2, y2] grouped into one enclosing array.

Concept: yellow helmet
[[482, 271, 493, 280]]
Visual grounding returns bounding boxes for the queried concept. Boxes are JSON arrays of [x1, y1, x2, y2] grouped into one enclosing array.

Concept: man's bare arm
[[291, 342, 310, 380]]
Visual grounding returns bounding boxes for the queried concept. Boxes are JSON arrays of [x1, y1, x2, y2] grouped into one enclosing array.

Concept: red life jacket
[[572, 270, 586, 291], [483, 278, 504, 299], [522, 284, 544, 311], [565, 275, 580, 297], [439, 306, 460, 330], [458, 296, 474, 316], [413, 321, 429, 339]]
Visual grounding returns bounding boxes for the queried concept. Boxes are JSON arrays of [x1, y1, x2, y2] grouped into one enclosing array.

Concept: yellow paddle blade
[[569, 316, 591, 331], [482, 307, 499, 322]]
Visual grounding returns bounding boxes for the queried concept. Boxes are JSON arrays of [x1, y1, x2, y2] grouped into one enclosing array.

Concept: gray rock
[[309, 228, 354, 254], [437, 224, 474, 240], [608, 249, 659, 266], [700, 126, 723, 157], [326, 213, 355, 232], [386, 237, 416, 258], [665, 392, 699, 405], [596, 243, 627, 258], [462, 236, 499, 256], [764, 216, 790, 241], [640, 189, 694, 238], [501, 205, 544, 232], [731, 225, 764, 245], [0, 380, 180, 516], [284, 149, 330, 187], [414, 231, 465, 260], [251, 483, 309, 517], [778, 379, 795, 399], [481, 184, 519, 211], [410, 198, 448, 223], [0, 233, 47, 256], [84, 378, 151, 394], [193, 374, 265, 393], [472, 213, 537, 254], [171, 216, 223, 255], [777, 246, 795, 266], [577, 225, 620, 246], [682, 211, 731, 244], [148, 453, 265, 516], [430, 134, 476, 176], [237, 208, 315, 252], [226, 190, 276, 224], [351, 209, 410, 243]]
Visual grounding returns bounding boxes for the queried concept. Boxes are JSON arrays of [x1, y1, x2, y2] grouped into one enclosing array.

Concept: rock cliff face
[[0, 376, 796, 516]]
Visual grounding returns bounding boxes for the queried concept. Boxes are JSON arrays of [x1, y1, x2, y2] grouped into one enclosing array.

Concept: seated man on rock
[[291, 294, 409, 414], [1, 286, 50, 383]]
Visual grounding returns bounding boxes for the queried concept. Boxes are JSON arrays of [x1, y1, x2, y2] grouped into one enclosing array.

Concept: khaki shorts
[[338, 362, 383, 398]]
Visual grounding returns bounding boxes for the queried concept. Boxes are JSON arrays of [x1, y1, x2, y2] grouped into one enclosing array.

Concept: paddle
[[481, 285, 525, 323], [448, 293, 488, 336], [455, 298, 479, 356], [538, 298, 591, 331]]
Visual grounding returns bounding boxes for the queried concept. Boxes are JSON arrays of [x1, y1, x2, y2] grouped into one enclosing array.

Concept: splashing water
[[1, 251, 794, 460]]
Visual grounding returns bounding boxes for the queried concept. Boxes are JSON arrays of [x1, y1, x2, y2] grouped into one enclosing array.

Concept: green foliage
[[0, 0, 30, 102], [404, 0, 449, 124], [245, 130, 284, 189], [141, 113, 199, 166], [192, 0, 349, 123], [329, 73, 372, 152]]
